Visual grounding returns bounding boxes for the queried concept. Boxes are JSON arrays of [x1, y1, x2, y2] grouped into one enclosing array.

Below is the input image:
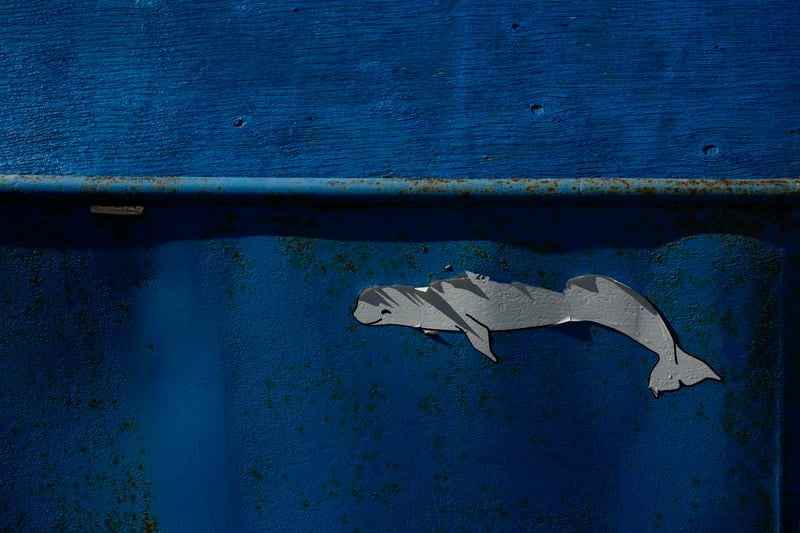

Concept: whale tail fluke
[[649, 347, 722, 398], [676, 346, 722, 386]]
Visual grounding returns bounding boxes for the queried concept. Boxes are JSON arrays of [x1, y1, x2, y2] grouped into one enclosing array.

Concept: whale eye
[[381, 309, 392, 315]]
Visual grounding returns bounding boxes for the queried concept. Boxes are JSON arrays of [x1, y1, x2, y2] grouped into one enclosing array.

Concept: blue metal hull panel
[[0, 202, 793, 531]]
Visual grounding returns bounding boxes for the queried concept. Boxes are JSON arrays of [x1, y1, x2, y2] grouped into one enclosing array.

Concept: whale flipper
[[458, 313, 498, 363]]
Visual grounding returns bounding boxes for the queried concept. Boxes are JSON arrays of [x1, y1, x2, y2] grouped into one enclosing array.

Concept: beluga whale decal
[[353, 272, 721, 398]]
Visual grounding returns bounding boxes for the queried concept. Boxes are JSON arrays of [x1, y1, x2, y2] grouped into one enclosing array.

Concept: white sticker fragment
[[353, 272, 721, 398]]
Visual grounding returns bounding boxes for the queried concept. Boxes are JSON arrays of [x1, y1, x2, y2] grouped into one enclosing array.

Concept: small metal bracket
[[89, 205, 145, 216]]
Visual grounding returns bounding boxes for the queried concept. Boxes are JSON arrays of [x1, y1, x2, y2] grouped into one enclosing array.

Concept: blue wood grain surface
[[0, 0, 798, 178]]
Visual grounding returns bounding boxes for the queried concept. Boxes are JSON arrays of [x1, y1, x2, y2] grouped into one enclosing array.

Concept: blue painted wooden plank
[[0, 0, 798, 178]]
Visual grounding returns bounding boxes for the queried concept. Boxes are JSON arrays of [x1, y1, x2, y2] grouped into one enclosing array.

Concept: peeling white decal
[[353, 272, 721, 398]]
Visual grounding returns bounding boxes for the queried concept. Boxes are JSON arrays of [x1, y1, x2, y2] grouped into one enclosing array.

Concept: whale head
[[353, 286, 426, 327]]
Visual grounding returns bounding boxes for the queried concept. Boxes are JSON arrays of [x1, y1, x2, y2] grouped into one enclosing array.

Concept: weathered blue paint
[[2, 176, 800, 203], [0, 201, 794, 531], [1, 0, 798, 531], [0, 1, 798, 179]]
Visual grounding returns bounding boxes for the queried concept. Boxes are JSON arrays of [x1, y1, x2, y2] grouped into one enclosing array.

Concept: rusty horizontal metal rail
[[1, 175, 800, 204]]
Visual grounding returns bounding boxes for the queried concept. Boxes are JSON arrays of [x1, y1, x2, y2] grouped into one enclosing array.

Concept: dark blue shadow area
[[0, 200, 791, 250], [0, 0, 798, 178], [782, 213, 800, 533], [0, 201, 791, 531]]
